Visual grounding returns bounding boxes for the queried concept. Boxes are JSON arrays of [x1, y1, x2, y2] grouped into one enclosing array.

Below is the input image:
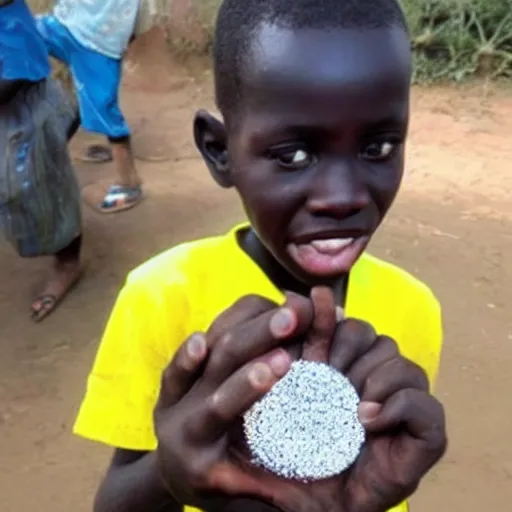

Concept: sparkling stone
[[243, 360, 365, 481]]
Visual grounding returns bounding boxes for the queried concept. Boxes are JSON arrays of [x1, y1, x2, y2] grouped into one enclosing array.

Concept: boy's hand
[[262, 288, 447, 512], [154, 288, 446, 512], [153, 294, 314, 509]]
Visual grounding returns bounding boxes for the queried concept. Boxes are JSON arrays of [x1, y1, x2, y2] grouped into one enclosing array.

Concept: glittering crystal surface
[[243, 360, 365, 481]]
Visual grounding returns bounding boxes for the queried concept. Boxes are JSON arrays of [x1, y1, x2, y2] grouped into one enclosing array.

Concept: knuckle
[[391, 357, 430, 391], [377, 335, 399, 355], [216, 332, 239, 361], [394, 387, 414, 410], [236, 294, 274, 312], [425, 400, 448, 451], [345, 318, 377, 339], [363, 372, 381, 393], [204, 393, 228, 424], [424, 427, 448, 462], [338, 319, 377, 354], [207, 332, 236, 371], [394, 476, 420, 498], [218, 331, 234, 351], [408, 362, 430, 390]]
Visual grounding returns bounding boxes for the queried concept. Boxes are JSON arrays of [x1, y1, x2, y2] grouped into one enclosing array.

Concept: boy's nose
[[306, 163, 370, 218]]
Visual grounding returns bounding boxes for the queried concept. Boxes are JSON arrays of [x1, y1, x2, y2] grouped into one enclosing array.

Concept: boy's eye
[[360, 141, 398, 161], [275, 148, 314, 169]]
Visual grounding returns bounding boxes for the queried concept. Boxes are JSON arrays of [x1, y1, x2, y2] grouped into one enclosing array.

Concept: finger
[[208, 463, 277, 503], [203, 296, 313, 385], [155, 333, 208, 411], [346, 335, 399, 393], [360, 388, 447, 449], [302, 287, 337, 362], [329, 319, 378, 374], [283, 292, 314, 362], [206, 295, 278, 346], [359, 357, 430, 403], [358, 391, 447, 508], [188, 349, 292, 442]]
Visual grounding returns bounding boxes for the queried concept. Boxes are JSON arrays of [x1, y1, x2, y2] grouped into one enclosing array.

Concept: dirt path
[[1, 32, 512, 511]]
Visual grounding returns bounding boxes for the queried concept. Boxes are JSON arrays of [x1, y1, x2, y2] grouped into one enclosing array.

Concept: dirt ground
[[1, 30, 512, 511]]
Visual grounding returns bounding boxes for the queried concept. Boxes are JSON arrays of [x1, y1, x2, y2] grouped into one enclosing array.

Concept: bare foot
[[31, 259, 82, 323]]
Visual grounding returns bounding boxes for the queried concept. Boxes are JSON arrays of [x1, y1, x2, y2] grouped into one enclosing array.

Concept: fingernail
[[336, 306, 344, 322], [249, 363, 273, 387], [270, 308, 294, 336], [268, 350, 292, 376], [358, 402, 382, 425], [187, 334, 206, 358]]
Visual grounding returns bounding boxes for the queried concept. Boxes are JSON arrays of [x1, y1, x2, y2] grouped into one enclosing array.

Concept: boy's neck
[[238, 227, 349, 305]]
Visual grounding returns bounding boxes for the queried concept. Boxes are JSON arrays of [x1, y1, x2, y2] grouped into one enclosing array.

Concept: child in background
[[74, 0, 447, 511], [0, 0, 82, 322], [36, 0, 143, 213]]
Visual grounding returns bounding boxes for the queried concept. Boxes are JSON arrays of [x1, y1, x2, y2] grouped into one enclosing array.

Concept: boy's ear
[[194, 110, 233, 188]]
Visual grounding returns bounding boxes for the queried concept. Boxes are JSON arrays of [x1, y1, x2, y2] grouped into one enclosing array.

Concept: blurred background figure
[[0, 0, 83, 322], [36, 0, 143, 213]]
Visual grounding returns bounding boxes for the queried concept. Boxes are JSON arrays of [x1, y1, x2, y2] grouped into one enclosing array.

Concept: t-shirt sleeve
[[404, 285, 444, 392], [73, 272, 189, 451]]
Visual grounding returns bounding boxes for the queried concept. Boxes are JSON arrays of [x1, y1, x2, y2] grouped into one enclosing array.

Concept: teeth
[[311, 238, 354, 252]]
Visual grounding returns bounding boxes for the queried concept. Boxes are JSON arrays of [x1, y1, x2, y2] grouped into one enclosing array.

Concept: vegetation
[[402, 0, 512, 83]]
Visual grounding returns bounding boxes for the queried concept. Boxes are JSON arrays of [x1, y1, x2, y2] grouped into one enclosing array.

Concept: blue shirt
[[0, 0, 51, 81], [53, 0, 139, 60]]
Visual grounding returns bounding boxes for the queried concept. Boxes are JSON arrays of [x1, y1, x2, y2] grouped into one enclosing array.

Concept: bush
[[402, 0, 512, 83], [160, 0, 512, 84]]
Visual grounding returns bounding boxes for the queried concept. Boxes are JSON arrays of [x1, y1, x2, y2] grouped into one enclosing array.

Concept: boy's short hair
[[214, 0, 408, 120]]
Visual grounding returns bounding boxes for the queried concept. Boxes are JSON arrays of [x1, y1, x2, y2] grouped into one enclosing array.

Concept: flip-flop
[[78, 144, 113, 163], [30, 270, 83, 323], [98, 184, 143, 214]]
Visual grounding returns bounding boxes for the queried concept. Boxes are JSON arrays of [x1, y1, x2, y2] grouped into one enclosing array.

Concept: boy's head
[[195, 0, 411, 287]]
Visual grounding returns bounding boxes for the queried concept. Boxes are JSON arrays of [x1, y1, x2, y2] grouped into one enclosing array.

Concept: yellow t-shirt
[[74, 224, 442, 512]]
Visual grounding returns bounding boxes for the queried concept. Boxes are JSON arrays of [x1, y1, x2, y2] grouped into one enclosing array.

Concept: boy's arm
[[95, 450, 279, 512], [95, 448, 183, 512]]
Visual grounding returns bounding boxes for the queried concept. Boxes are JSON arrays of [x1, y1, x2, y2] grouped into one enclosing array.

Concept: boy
[[36, 0, 142, 213], [74, 0, 446, 511], [0, 0, 82, 322]]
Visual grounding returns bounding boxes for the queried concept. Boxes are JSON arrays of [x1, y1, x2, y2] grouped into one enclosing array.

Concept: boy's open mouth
[[286, 235, 369, 276]]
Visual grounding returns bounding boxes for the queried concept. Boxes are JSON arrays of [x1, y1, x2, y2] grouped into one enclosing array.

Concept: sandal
[[79, 144, 113, 163], [31, 270, 82, 323], [31, 295, 61, 323], [99, 184, 143, 214]]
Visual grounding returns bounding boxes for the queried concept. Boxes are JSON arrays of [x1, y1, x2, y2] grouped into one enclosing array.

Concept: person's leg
[[56, 32, 142, 211], [108, 135, 139, 188], [29, 83, 83, 322], [35, 14, 73, 65]]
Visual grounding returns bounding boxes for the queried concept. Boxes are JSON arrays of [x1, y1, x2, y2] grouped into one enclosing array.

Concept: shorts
[[0, 78, 81, 258], [36, 15, 130, 139]]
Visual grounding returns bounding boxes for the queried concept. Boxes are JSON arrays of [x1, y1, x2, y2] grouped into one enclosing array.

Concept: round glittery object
[[243, 360, 365, 481]]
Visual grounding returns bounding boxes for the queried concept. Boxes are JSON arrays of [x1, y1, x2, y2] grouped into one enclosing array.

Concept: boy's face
[[199, 24, 411, 287]]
